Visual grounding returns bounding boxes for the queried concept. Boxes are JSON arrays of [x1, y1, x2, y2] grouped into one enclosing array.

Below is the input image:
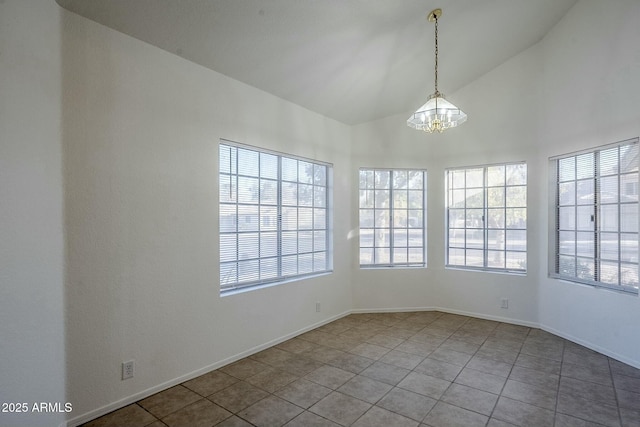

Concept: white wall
[[0, 2, 66, 427], [350, 42, 543, 327], [351, 0, 640, 368], [537, 0, 640, 367], [60, 5, 353, 426], [3, 1, 640, 426]]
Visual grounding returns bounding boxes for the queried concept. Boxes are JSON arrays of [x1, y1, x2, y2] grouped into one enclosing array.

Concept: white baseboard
[[352, 306, 539, 329], [65, 310, 350, 427], [540, 323, 640, 370]]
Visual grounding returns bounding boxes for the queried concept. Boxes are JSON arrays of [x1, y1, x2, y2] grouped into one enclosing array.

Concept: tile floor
[[83, 311, 640, 427]]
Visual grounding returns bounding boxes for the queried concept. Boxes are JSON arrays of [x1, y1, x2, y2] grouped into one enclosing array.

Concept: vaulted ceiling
[[57, 0, 577, 125]]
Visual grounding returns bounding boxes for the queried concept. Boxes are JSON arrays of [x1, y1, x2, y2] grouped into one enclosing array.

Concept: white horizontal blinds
[[554, 140, 639, 292], [359, 169, 426, 267], [219, 142, 330, 292], [446, 163, 527, 272]]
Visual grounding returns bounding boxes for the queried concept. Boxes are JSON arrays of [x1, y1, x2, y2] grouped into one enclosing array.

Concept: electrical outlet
[[122, 360, 134, 380], [501, 298, 509, 309], [315, 302, 321, 313]]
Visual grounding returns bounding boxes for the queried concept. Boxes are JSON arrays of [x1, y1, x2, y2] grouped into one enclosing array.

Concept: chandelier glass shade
[[407, 8, 466, 133], [407, 92, 467, 133]]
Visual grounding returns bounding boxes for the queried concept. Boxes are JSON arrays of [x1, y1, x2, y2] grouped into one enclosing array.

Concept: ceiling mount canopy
[[407, 8, 467, 133]]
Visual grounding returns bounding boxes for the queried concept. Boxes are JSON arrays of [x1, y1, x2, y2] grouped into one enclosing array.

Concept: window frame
[[445, 162, 528, 274], [358, 168, 427, 268], [548, 138, 639, 294], [219, 140, 333, 294]]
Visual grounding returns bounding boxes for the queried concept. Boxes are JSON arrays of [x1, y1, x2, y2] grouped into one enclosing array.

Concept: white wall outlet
[[501, 298, 509, 309], [315, 302, 321, 312], [122, 360, 134, 380]]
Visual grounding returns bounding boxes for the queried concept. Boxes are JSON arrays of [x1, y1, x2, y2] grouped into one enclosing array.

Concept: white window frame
[[219, 140, 333, 294], [548, 138, 639, 294], [445, 162, 527, 273], [358, 169, 427, 268]]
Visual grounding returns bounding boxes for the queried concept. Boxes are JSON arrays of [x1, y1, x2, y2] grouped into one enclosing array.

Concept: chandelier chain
[[434, 14, 438, 94]]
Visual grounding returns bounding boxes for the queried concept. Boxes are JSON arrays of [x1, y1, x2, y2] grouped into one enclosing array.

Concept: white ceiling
[[57, 0, 577, 125]]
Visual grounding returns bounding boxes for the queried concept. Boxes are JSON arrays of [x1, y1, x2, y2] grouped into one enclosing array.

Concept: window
[[446, 163, 527, 272], [550, 139, 639, 293], [359, 169, 426, 267], [219, 141, 332, 293]]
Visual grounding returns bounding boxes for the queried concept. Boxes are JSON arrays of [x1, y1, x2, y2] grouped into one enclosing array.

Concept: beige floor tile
[[327, 352, 374, 374], [617, 387, 640, 410], [438, 338, 481, 355], [276, 337, 319, 354], [304, 364, 355, 389], [208, 380, 269, 413], [610, 359, 640, 379], [455, 367, 506, 394], [283, 411, 341, 427], [476, 346, 519, 365], [220, 358, 269, 380], [441, 383, 498, 415], [270, 354, 324, 376], [82, 404, 157, 427], [379, 349, 424, 370], [515, 353, 561, 375], [161, 399, 231, 427], [360, 361, 410, 385], [365, 333, 405, 349], [275, 378, 332, 409], [182, 370, 238, 396], [237, 395, 303, 427], [559, 376, 616, 406], [557, 394, 621, 427], [245, 366, 299, 393], [486, 418, 518, 427], [501, 379, 557, 410], [561, 362, 613, 387], [492, 396, 555, 427], [309, 391, 371, 426], [376, 387, 436, 422], [336, 375, 393, 404], [352, 406, 418, 427], [250, 347, 294, 367], [509, 365, 560, 390], [395, 340, 438, 357], [614, 373, 640, 393], [414, 357, 463, 382], [466, 355, 513, 378], [423, 401, 488, 427], [138, 385, 201, 418], [349, 342, 391, 360], [397, 372, 450, 400], [428, 347, 472, 367], [554, 413, 606, 427], [303, 345, 346, 364], [620, 407, 640, 427], [214, 415, 253, 426]]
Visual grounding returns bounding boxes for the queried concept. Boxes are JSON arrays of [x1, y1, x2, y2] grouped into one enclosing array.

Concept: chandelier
[[407, 8, 467, 133]]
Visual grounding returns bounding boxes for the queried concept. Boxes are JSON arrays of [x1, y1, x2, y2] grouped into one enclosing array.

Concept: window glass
[[550, 139, 639, 293], [359, 169, 426, 268], [219, 141, 332, 293], [446, 163, 527, 273]]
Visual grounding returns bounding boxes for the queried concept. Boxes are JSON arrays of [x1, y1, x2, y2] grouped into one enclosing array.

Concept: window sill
[[445, 266, 526, 276], [549, 275, 639, 296], [220, 271, 333, 297]]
